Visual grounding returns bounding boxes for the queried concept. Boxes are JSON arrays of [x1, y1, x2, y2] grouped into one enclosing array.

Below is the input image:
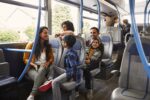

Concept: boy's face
[[62, 41, 68, 48]]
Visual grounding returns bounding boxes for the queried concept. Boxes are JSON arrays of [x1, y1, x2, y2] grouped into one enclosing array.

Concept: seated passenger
[[86, 27, 101, 47], [24, 26, 54, 100], [55, 20, 75, 39], [83, 38, 103, 99], [52, 35, 81, 100]]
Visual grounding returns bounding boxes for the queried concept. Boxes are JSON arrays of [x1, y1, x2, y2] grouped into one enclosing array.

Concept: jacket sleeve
[[23, 42, 35, 64]]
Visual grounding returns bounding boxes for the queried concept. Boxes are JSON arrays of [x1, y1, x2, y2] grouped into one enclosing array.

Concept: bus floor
[[78, 75, 118, 100], [0, 75, 118, 100]]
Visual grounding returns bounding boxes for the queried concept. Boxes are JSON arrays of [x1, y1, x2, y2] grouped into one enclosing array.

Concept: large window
[[0, 1, 46, 43], [51, 0, 78, 35]]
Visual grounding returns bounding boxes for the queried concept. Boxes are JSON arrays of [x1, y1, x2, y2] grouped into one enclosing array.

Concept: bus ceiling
[[55, 0, 129, 16]]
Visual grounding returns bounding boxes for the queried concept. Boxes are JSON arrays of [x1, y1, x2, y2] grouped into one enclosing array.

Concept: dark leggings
[[83, 65, 98, 89]]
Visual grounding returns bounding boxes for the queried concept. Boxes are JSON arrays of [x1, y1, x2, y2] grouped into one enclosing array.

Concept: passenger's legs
[[83, 68, 92, 89], [27, 68, 38, 81], [31, 66, 47, 95], [52, 73, 67, 100]]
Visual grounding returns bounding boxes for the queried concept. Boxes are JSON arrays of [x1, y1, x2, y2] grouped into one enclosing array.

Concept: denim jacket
[[64, 48, 81, 83]]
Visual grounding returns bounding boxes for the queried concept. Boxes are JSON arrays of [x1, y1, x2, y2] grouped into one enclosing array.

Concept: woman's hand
[[43, 62, 50, 68], [85, 59, 91, 64], [30, 62, 38, 71]]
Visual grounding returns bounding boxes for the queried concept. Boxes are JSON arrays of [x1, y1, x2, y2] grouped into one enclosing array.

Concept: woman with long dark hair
[[23, 26, 54, 100]]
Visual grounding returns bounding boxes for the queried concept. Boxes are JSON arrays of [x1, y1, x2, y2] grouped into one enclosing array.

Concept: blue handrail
[[5, 48, 31, 53], [129, 0, 150, 77], [79, 0, 83, 34], [96, 0, 101, 30], [18, 0, 42, 81]]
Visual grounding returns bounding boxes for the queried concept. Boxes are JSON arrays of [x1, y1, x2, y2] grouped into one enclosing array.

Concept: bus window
[[0, 2, 46, 43], [52, 0, 78, 35]]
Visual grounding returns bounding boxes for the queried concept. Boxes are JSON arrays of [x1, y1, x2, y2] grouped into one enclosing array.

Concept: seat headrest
[[49, 38, 61, 48], [100, 35, 111, 43]]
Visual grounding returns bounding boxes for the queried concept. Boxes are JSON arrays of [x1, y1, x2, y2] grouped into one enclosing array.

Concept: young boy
[[52, 35, 81, 100]]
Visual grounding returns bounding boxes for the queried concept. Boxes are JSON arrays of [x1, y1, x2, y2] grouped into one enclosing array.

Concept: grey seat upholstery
[[49, 38, 62, 65], [100, 33, 113, 66], [0, 49, 16, 89], [111, 37, 150, 100], [109, 27, 122, 45]]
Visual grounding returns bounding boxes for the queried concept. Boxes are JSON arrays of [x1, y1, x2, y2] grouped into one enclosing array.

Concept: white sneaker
[[27, 95, 34, 100]]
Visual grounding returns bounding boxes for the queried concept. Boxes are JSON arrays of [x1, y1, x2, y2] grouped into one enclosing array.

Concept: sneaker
[[75, 91, 79, 98], [86, 89, 93, 100], [38, 80, 52, 92], [27, 95, 34, 100]]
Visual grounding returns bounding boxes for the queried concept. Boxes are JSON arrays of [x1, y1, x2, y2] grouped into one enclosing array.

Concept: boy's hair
[[90, 27, 99, 33], [63, 35, 76, 48]]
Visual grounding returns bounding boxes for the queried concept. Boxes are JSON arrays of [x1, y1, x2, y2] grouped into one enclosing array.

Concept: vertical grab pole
[[96, 0, 101, 30], [79, 0, 83, 35], [129, 0, 150, 77], [148, 10, 150, 26], [18, 0, 42, 81], [143, 0, 150, 32]]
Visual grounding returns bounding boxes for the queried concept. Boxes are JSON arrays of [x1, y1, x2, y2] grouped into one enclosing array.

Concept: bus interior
[[0, 0, 150, 100]]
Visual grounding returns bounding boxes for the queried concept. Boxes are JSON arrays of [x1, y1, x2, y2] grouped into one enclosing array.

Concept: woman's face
[[62, 24, 67, 31], [40, 28, 49, 41], [92, 40, 100, 49]]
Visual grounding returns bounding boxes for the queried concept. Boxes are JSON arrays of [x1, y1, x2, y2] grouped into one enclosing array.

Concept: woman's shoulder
[[26, 42, 34, 48]]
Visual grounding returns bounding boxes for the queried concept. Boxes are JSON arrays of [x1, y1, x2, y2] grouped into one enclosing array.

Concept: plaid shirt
[[64, 48, 81, 83]]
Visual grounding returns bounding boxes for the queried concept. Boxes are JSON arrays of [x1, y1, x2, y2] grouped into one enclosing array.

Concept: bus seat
[[0, 49, 5, 63], [0, 49, 16, 89], [111, 38, 150, 100], [100, 33, 113, 66], [110, 27, 122, 45], [99, 33, 114, 79], [49, 38, 63, 65], [124, 33, 133, 46]]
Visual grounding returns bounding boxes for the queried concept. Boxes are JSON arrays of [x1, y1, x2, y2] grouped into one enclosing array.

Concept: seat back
[[59, 36, 86, 68], [100, 33, 113, 59], [109, 27, 122, 45], [49, 38, 62, 65], [0, 49, 9, 77], [0, 49, 5, 63], [119, 37, 150, 92]]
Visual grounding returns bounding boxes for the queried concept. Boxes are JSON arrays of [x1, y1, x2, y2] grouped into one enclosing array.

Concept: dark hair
[[34, 26, 52, 61], [61, 21, 75, 32], [90, 38, 104, 54], [90, 27, 99, 33], [63, 35, 76, 48], [123, 19, 128, 24], [114, 16, 118, 20]]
